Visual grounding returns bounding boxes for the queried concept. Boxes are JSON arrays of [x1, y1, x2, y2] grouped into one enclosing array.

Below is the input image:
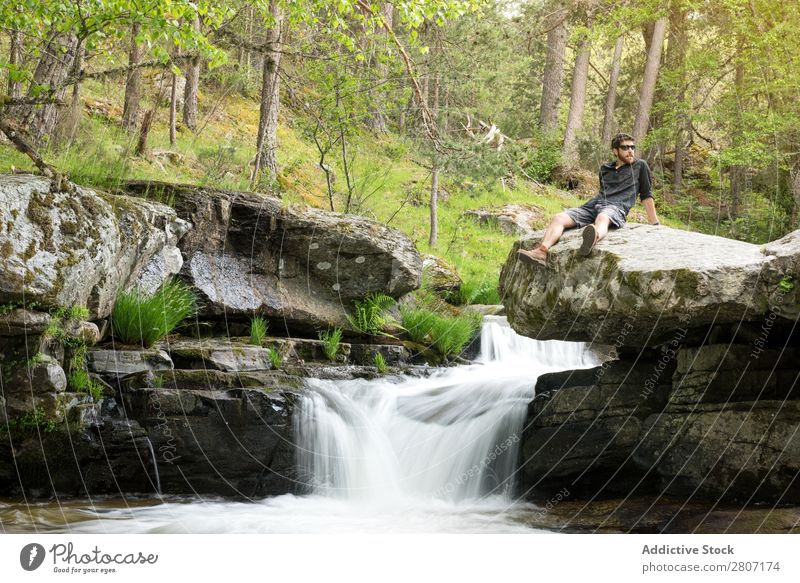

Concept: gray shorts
[[565, 201, 627, 228]]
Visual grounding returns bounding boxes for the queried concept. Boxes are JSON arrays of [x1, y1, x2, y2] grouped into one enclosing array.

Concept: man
[[517, 133, 660, 267]]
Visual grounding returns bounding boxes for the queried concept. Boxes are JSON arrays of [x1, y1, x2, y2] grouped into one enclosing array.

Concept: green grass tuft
[[374, 352, 387, 374], [111, 279, 198, 347], [453, 278, 502, 306], [267, 347, 282, 369], [318, 327, 343, 361], [399, 306, 438, 343], [249, 316, 268, 345]]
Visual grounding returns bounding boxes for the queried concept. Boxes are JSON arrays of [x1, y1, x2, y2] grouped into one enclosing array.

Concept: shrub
[[454, 279, 501, 306], [429, 312, 482, 358], [267, 347, 282, 369], [399, 307, 438, 343], [250, 316, 268, 345], [346, 292, 397, 336], [2, 407, 57, 434], [374, 352, 387, 374], [112, 279, 198, 347], [319, 327, 343, 361]]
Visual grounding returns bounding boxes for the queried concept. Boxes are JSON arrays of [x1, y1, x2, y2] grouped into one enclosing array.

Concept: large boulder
[[121, 181, 423, 331], [0, 174, 188, 318], [464, 203, 544, 236], [422, 254, 462, 297], [501, 224, 799, 346]]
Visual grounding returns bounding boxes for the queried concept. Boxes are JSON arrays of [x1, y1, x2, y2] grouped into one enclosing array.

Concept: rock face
[[121, 181, 423, 331], [519, 342, 800, 504], [501, 224, 799, 346], [422, 254, 462, 297], [120, 379, 302, 496], [0, 175, 187, 318]]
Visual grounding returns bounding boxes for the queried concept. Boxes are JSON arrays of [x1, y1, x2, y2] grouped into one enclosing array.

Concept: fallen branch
[[0, 96, 67, 107], [0, 117, 74, 193]]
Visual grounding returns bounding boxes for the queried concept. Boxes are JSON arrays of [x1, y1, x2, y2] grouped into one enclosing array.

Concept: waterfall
[[295, 315, 599, 503], [59, 316, 601, 533], [144, 437, 161, 495]]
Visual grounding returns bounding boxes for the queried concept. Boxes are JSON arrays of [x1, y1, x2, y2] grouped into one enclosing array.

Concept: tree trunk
[[632, 17, 667, 144], [251, 0, 284, 184], [539, 5, 568, 135], [729, 59, 746, 221], [19, 32, 77, 146], [122, 23, 143, 131], [54, 42, 85, 146], [170, 69, 179, 145], [366, 2, 394, 133], [8, 30, 23, 100], [562, 12, 593, 165], [666, 4, 689, 198], [135, 109, 156, 156], [183, 11, 201, 132], [601, 36, 624, 146], [429, 71, 440, 248], [791, 162, 800, 228]]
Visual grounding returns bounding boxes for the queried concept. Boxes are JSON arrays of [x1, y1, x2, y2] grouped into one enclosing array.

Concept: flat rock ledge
[[500, 225, 800, 347]]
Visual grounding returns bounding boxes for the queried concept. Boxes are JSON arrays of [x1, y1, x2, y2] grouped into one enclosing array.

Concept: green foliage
[[2, 407, 57, 434], [779, 276, 795, 293], [267, 347, 282, 370], [249, 316, 268, 346], [400, 306, 438, 343], [67, 368, 105, 401], [318, 327, 343, 361], [346, 293, 397, 336], [429, 312, 481, 358], [374, 352, 388, 374], [400, 305, 481, 358], [453, 279, 501, 306], [111, 279, 198, 347]]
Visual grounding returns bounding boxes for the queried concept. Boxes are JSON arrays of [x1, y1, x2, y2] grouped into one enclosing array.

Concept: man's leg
[[542, 212, 577, 248], [580, 213, 613, 256], [518, 212, 577, 266]]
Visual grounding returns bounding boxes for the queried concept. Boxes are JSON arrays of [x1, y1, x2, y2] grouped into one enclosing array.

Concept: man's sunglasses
[[618, 144, 636, 151]]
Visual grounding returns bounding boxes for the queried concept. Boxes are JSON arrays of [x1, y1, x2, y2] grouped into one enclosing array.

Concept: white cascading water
[[295, 315, 599, 504], [61, 316, 599, 533]]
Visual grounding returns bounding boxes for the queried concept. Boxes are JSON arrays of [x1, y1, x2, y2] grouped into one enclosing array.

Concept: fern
[[346, 292, 397, 336]]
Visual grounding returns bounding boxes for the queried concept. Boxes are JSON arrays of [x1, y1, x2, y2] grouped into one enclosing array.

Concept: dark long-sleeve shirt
[[589, 159, 653, 214]]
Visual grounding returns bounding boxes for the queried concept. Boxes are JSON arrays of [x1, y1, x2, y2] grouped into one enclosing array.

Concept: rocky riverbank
[[503, 226, 800, 505]]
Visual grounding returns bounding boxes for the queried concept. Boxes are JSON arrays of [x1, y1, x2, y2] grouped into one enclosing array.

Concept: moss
[[673, 269, 701, 298], [26, 189, 56, 252], [601, 253, 621, 280], [60, 219, 80, 237], [21, 240, 38, 261], [1, 240, 13, 261]]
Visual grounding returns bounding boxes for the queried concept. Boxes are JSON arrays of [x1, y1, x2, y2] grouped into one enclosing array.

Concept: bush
[[399, 306, 438, 343], [318, 327, 343, 361], [346, 292, 397, 336], [112, 279, 198, 347], [453, 279, 501, 306], [250, 316, 268, 346], [429, 312, 481, 358], [400, 306, 481, 358]]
